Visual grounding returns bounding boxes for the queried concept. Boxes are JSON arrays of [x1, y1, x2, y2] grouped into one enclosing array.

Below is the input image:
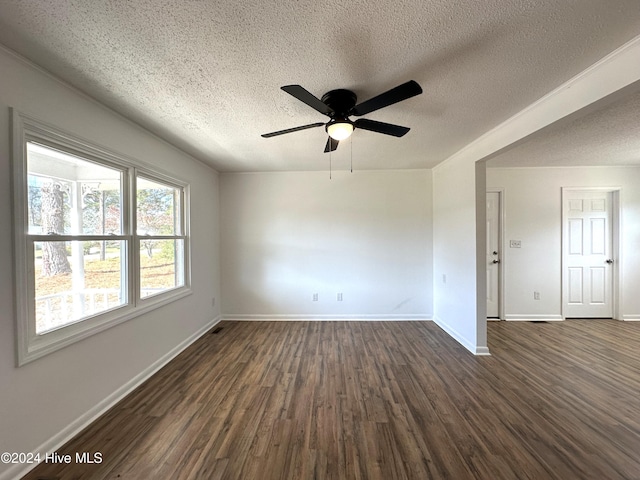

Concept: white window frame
[[12, 110, 191, 366], [134, 172, 190, 300]]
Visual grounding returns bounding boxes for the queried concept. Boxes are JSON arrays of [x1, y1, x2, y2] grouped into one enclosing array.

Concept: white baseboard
[[622, 314, 640, 321], [2, 316, 222, 480], [433, 316, 490, 356], [504, 314, 564, 321], [222, 314, 432, 321]]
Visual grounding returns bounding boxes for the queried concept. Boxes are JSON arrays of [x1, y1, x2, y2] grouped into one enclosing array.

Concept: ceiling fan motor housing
[[320, 89, 357, 117]]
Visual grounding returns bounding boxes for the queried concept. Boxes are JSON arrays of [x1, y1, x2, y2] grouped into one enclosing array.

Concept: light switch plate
[[510, 240, 522, 248]]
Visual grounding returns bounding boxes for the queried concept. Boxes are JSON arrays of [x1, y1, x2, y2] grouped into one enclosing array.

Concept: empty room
[[1, 1, 639, 479]]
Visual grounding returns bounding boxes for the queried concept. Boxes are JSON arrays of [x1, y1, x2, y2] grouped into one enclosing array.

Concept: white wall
[[487, 166, 640, 320], [432, 157, 488, 353], [220, 170, 433, 319], [0, 47, 221, 480]]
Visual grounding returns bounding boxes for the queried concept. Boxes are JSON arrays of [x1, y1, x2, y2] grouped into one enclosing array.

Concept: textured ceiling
[[0, 0, 639, 172], [488, 89, 640, 168]]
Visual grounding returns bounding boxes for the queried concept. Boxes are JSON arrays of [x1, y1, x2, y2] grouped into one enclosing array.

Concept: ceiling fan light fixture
[[327, 120, 354, 141]]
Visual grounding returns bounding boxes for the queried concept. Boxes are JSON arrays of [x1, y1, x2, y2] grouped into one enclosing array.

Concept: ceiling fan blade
[[354, 118, 410, 137], [281, 85, 334, 116], [351, 80, 422, 117], [261, 122, 325, 138], [324, 137, 339, 153]]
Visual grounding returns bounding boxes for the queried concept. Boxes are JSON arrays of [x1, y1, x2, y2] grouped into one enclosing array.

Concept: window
[[136, 176, 186, 298], [12, 110, 190, 365]]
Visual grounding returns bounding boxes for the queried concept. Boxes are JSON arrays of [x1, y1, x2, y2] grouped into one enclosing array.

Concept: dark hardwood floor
[[22, 320, 640, 479]]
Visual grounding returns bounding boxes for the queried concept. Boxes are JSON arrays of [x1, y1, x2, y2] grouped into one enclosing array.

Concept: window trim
[[11, 109, 191, 366]]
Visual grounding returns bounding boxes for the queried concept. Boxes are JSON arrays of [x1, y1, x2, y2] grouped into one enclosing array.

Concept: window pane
[[34, 241, 127, 333], [140, 239, 184, 298], [27, 142, 123, 235], [137, 177, 181, 235]]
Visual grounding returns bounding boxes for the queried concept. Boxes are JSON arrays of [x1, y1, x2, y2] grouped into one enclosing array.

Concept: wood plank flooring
[[22, 320, 640, 479]]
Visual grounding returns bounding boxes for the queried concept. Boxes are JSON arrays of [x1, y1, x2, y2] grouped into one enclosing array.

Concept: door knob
[[492, 259, 500, 264], [605, 259, 613, 264]]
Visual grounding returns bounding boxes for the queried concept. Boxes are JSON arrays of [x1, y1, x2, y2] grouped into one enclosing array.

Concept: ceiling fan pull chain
[[350, 134, 353, 173], [329, 148, 332, 180]]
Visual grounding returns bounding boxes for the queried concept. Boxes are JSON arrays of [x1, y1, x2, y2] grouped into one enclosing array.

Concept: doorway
[[486, 190, 502, 319]]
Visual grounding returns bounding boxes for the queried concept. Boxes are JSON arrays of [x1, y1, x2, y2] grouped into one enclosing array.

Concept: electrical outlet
[[337, 293, 343, 301], [313, 293, 318, 301], [510, 240, 522, 248], [534, 291, 540, 300], [212, 297, 216, 307], [442, 274, 447, 284]]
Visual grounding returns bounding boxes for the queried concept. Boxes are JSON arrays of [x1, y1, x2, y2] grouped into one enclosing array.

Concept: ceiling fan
[[261, 80, 423, 153]]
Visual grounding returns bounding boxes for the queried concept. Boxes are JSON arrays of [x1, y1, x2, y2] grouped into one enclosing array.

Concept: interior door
[[563, 190, 613, 318], [486, 192, 501, 318]]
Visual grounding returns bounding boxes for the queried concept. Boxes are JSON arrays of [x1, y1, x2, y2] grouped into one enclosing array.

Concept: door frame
[[561, 187, 621, 320], [487, 188, 505, 320]]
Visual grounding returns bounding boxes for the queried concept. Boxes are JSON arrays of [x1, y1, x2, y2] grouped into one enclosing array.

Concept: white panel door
[[563, 191, 613, 318], [486, 192, 501, 318]]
